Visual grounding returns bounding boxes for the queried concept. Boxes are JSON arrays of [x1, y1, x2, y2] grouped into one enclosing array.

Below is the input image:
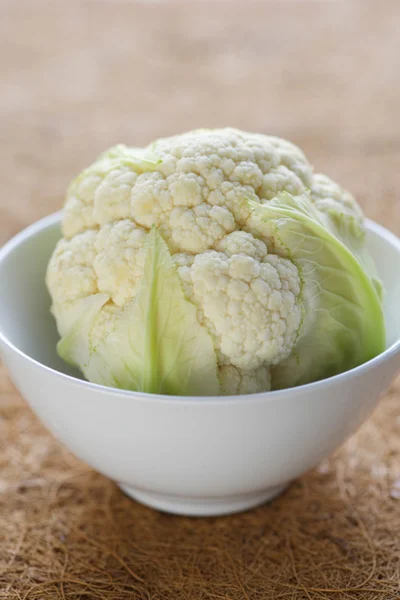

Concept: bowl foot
[[118, 483, 289, 517]]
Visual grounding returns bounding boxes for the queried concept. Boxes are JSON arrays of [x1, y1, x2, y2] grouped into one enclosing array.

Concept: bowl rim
[[0, 211, 400, 405]]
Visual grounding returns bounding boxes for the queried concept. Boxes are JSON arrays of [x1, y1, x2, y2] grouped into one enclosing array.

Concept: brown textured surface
[[1, 1, 400, 598]]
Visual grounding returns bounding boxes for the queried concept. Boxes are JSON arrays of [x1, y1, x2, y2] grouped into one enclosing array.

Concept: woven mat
[[1, 1, 400, 598]]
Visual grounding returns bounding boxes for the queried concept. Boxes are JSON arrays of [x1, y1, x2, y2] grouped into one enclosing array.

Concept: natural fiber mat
[[1, 1, 400, 598], [1, 367, 400, 599]]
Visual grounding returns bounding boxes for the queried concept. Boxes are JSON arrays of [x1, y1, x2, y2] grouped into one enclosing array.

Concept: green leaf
[[248, 193, 386, 389], [57, 228, 219, 396], [320, 206, 383, 301], [56, 293, 110, 368], [99, 144, 162, 171]]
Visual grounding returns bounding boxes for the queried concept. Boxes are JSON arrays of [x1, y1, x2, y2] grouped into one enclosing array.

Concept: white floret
[[46, 230, 99, 303], [219, 364, 271, 395], [310, 173, 364, 223], [174, 231, 302, 370], [94, 220, 148, 306], [94, 166, 139, 226]]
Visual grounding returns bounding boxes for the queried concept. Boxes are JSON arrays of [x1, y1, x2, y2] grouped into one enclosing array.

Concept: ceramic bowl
[[0, 213, 399, 516]]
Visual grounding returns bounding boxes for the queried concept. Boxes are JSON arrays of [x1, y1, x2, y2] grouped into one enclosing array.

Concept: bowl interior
[[0, 218, 82, 379], [0, 216, 399, 377]]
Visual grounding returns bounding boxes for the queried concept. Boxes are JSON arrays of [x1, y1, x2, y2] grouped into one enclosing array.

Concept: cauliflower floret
[[94, 166, 139, 226], [219, 364, 271, 395], [175, 231, 302, 370], [310, 173, 363, 223], [94, 220, 148, 306], [47, 229, 99, 303]]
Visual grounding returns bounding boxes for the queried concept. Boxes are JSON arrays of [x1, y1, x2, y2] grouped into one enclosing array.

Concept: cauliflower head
[[46, 128, 385, 395]]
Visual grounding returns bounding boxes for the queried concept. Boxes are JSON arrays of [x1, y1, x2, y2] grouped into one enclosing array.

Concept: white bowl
[[1, 213, 399, 517]]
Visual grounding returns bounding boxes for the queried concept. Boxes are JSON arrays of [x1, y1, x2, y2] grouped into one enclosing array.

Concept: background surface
[[1, 1, 399, 598]]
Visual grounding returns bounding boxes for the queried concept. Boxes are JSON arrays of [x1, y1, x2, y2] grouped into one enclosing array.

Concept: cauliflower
[[46, 128, 385, 395]]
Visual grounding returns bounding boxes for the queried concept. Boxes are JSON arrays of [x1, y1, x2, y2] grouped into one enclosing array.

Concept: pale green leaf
[[56, 293, 110, 368], [248, 193, 386, 389]]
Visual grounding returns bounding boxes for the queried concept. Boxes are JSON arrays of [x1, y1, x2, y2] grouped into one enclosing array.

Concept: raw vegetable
[[46, 128, 385, 395]]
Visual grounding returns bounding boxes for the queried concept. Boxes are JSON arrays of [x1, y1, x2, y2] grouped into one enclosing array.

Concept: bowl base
[[118, 483, 289, 517]]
